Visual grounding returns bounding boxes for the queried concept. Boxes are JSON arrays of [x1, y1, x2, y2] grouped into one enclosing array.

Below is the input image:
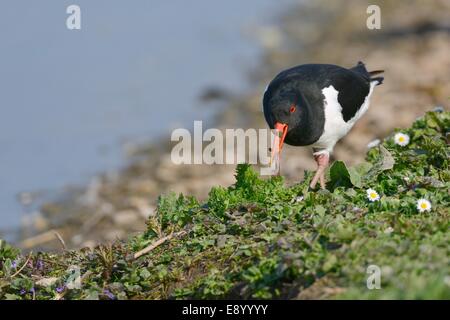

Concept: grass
[[0, 110, 449, 300]]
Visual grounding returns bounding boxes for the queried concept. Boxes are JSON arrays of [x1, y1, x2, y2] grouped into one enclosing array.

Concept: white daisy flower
[[444, 276, 450, 287], [295, 196, 304, 203], [366, 188, 380, 202], [417, 199, 432, 212], [384, 227, 394, 234], [367, 139, 381, 149], [394, 132, 410, 146], [432, 106, 444, 113]]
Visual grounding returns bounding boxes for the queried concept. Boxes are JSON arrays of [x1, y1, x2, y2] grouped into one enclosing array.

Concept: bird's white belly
[[312, 82, 376, 153]]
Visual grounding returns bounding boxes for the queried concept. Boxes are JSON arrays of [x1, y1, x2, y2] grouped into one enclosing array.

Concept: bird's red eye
[[289, 105, 296, 113]]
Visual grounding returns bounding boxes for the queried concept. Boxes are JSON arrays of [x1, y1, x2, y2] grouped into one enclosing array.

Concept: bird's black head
[[262, 67, 329, 166], [263, 87, 304, 140], [262, 87, 306, 164], [265, 90, 301, 128]]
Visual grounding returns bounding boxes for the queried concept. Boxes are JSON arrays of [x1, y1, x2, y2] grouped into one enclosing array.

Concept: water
[[0, 0, 294, 230]]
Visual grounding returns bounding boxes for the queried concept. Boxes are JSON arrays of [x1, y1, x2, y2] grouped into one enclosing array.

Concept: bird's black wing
[[324, 65, 371, 122]]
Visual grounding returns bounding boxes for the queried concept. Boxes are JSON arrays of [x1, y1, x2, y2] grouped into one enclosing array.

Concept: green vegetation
[[1, 111, 449, 300]]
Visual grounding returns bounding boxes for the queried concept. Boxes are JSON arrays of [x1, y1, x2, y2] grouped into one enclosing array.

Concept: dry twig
[[53, 231, 67, 250], [11, 252, 33, 278], [133, 230, 187, 259]]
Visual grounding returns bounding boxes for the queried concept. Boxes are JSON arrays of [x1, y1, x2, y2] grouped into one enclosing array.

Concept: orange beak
[[270, 122, 288, 166]]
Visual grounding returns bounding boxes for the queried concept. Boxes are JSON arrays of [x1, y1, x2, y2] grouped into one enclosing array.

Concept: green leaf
[[84, 290, 99, 300], [379, 146, 395, 171], [323, 254, 338, 272], [315, 205, 326, 216], [2, 258, 12, 277], [328, 161, 352, 190], [366, 146, 395, 180], [140, 269, 151, 280], [348, 168, 362, 188], [348, 162, 372, 188], [4, 293, 21, 300]]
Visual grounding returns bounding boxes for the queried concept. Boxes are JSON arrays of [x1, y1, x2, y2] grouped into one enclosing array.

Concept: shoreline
[[0, 0, 285, 234]]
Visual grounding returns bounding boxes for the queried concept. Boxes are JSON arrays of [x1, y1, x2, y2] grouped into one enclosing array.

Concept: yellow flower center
[[421, 203, 427, 209], [370, 193, 377, 198], [398, 136, 405, 142]]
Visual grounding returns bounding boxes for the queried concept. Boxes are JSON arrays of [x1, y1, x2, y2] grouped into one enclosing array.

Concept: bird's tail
[[351, 61, 384, 85], [369, 70, 384, 85]]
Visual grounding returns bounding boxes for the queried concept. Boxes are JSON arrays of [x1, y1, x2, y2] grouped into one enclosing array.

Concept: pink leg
[[319, 172, 326, 189], [309, 153, 330, 189]]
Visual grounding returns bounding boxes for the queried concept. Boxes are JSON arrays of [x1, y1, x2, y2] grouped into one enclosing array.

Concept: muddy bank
[[13, 0, 450, 250]]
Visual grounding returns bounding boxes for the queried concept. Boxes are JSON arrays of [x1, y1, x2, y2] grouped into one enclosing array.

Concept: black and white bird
[[263, 62, 384, 189]]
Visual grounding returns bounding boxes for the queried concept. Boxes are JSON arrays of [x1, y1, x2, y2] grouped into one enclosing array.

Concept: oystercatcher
[[263, 62, 384, 189]]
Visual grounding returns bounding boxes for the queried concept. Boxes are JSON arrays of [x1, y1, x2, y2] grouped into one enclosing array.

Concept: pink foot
[[310, 152, 330, 189]]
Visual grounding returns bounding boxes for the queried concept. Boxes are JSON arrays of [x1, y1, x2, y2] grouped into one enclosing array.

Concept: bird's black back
[[266, 63, 372, 122]]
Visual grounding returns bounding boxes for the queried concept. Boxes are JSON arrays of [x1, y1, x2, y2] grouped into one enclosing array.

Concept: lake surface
[[0, 0, 294, 230]]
